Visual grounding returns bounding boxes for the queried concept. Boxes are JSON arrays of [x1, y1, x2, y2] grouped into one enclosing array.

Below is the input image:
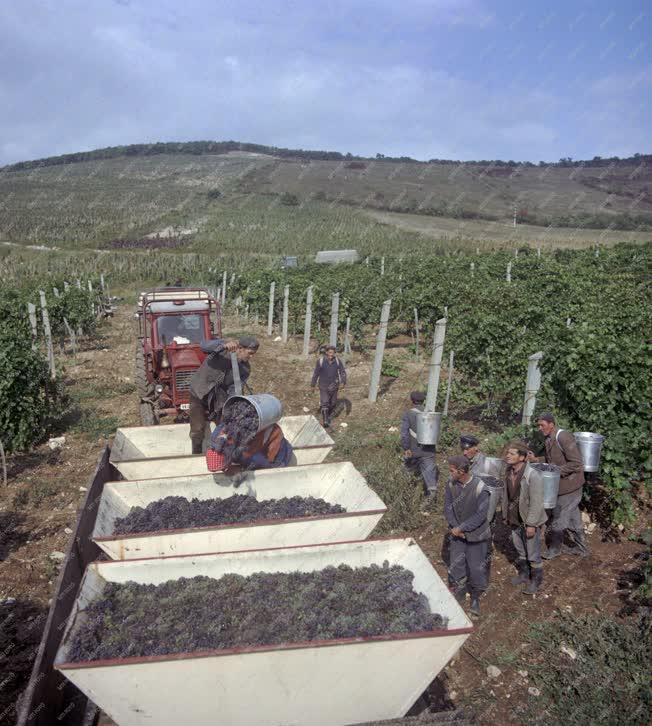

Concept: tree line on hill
[[3, 140, 650, 172]]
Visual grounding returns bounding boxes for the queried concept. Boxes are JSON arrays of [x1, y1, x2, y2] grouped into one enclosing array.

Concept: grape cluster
[[214, 400, 260, 463], [113, 494, 346, 534], [66, 562, 449, 661]]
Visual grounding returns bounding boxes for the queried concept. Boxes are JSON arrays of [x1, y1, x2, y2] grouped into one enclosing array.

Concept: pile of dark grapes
[[66, 562, 448, 661], [113, 494, 346, 534], [214, 399, 259, 463]]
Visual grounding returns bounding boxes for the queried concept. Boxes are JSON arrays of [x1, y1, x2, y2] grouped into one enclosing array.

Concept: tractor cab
[[136, 288, 221, 424]]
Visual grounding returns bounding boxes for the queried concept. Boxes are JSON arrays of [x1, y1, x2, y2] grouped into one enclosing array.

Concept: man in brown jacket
[[534, 412, 587, 559]]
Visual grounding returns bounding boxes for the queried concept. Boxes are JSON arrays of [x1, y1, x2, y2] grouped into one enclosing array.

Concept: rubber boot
[[452, 582, 467, 605], [469, 591, 481, 619], [563, 530, 590, 557], [191, 440, 203, 455], [522, 568, 543, 595], [321, 407, 330, 428], [510, 559, 530, 586], [542, 530, 563, 560]]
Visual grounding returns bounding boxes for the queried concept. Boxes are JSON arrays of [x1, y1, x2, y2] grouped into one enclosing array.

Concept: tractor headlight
[[155, 384, 164, 394]]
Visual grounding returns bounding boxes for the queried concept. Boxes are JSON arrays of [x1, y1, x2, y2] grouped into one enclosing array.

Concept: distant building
[[315, 249, 360, 264]]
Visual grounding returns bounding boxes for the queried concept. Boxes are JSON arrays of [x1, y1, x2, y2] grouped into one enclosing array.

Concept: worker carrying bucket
[[188, 336, 259, 455], [207, 394, 296, 471]]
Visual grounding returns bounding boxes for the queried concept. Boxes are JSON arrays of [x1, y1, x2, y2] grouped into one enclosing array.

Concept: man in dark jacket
[[444, 455, 491, 618], [188, 335, 259, 454], [401, 391, 439, 507], [460, 434, 487, 475], [310, 345, 346, 428], [534, 412, 587, 559]]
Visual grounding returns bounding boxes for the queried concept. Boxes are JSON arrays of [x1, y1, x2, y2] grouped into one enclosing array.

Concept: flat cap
[[410, 391, 426, 403], [537, 411, 555, 423], [239, 335, 259, 350], [460, 434, 479, 449]]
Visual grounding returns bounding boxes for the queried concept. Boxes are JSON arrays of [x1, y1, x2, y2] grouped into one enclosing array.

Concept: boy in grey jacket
[[503, 442, 547, 594], [444, 455, 491, 618]]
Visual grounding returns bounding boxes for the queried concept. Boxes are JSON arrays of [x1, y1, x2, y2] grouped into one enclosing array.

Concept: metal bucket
[[479, 476, 503, 522], [416, 411, 442, 445], [223, 394, 283, 433], [574, 432, 605, 472], [477, 456, 506, 480], [530, 463, 560, 509]]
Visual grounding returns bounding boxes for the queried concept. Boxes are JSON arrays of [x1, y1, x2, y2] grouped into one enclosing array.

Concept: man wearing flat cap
[[460, 434, 487, 476], [400, 391, 439, 507], [188, 335, 259, 454]]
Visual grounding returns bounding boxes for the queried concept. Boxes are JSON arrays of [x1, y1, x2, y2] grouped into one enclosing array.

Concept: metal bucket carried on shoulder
[[478, 475, 504, 523], [223, 394, 283, 433], [416, 411, 442, 446], [477, 456, 506, 480], [574, 432, 605, 472], [530, 463, 560, 509]]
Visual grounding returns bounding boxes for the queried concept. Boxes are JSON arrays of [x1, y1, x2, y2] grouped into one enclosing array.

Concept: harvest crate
[[110, 416, 334, 478], [92, 462, 386, 559], [55, 538, 473, 726]]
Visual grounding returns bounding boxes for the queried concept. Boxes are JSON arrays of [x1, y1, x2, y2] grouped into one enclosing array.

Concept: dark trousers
[[319, 384, 338, 413], [189, 393, 210, 452], [448, 537, 490, 594], [404, 455, 439, 495], [549, 487, 583, 537]]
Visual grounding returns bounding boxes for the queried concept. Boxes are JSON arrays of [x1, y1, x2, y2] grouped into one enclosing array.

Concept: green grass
[[72, 410, 120, 440]]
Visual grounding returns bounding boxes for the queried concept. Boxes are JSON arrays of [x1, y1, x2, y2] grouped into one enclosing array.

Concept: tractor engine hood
[[166, 346, 203, 369]]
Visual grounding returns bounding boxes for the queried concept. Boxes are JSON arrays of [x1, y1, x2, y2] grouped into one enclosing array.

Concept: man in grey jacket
[[444, 455, 491, 618], [401, 391, 439, 507], [310, 345, 347, 428], [188, 335, 259, 454], [503, 442, 547, 594]]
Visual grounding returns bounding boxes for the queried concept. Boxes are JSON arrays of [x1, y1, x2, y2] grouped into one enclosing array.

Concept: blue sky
[[0, 0, 650, 164]]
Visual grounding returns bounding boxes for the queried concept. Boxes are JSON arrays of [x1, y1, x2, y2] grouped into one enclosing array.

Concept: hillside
[[0, 145, 651, 252]]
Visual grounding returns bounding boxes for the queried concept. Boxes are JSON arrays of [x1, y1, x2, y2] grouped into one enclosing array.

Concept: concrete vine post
[[39, 290, 56, 380], [506, 262, 512, 283], [470, 262, 475, 277], [267, 282, 275, 336], [222, 271, 227, 306], [27, 303, 38, 350], [522, 351, 544, 425], [344, 316, 351, 356], [380, 257, 385, 276], [368, 299, 392, 403], [425, 317, 447, 412], [443, 350, 455, 416], [282, 285, 290, 343], [413, 308, 420, 362], [329, 292, 339, 348], [302, 286, 313, 356], [64, 317, 77, 359], [537, 246, 541, 257], [53, 287, 60, 298]]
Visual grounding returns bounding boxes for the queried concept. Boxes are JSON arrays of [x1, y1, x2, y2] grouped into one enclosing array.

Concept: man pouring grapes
[[188, 336, 259, 454]]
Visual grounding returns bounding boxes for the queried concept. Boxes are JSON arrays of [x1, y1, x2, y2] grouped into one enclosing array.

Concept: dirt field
[[0, 299, 648, 724]]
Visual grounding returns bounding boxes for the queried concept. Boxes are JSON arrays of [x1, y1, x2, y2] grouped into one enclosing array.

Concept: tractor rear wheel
[[135, 341, 158, 425]]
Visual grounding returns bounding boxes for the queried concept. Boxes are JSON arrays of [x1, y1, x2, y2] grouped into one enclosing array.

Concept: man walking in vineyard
[[401, 391, 439, 507], [532, 412, 588, 559], [188, 336, 259, 454], [310, 345, 346, 428]]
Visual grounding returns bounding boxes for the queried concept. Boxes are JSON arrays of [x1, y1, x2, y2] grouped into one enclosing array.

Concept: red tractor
[[135, 287, 222, 425]]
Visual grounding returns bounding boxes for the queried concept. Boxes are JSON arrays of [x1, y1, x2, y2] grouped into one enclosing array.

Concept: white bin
[[92, 462, 386, 560], [55, 539, 472, 726], [110, 416, 334, 479]]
